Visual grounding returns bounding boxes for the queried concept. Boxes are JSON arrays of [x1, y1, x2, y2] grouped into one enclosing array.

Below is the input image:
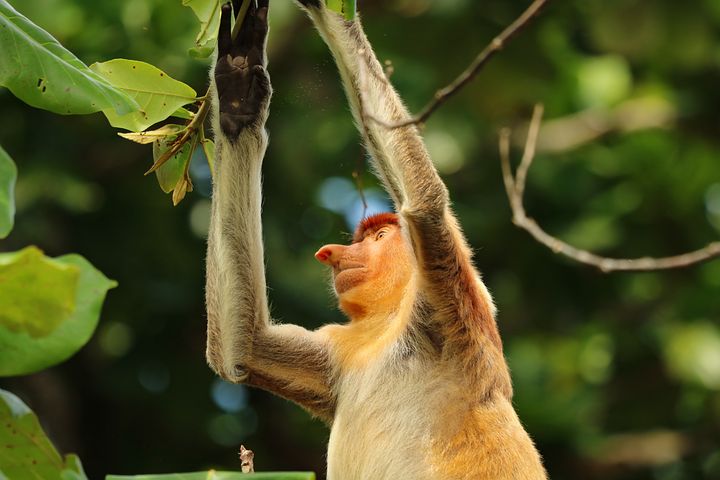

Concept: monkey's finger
[[251, 6, 269, 47], [248, 65, 271, 105], [257, 0, 269, 9], [218, 3, 233, 55]]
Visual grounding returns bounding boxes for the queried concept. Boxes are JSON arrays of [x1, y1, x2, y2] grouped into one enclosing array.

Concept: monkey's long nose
[[315, 244, 344, 266]]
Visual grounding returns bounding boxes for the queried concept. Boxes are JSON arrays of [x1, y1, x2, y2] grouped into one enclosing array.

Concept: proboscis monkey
[[205, 0, 547, 478]]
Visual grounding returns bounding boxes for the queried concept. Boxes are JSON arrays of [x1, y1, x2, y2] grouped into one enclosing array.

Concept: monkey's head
[[315, 213, 414, 318]]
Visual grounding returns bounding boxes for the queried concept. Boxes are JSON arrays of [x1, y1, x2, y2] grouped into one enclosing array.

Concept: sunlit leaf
[[106, 472, 315, 480], [0, 0, 138, 115], [0, 144, 16, 238], [90, 59, 197, 131], [119, 124, 187, 145], [0, 247, 117, 376], [183, 0, 221, 58], [0, 389, 89, 480]]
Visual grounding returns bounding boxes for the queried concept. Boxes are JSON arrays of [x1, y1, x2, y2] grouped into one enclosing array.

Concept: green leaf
[[325, 0, 356, 20], [172, 106, 195, 120], [0, 247, 117, 376], [188, 45, 216, 59], [182, 0, 222, 58], [0, 0, 138, 115], [106, 472, 315, 480], [0, 389, 89, 480], [0, 144, 16, 238], [90, 59, 197, 132], [153, 130, 194, 194]]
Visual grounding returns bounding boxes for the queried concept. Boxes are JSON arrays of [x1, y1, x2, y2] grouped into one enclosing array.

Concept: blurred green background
[[1, 0, 720, 478]]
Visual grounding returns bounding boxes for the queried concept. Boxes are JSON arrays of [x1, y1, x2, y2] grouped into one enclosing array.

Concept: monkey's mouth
[[335, 261, 364, 273], [334, 264, 367, 294]]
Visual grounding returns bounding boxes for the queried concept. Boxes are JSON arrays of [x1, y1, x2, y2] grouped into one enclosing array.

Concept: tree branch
[[500, 104, 720, 272], [363, 0, 549, 129]]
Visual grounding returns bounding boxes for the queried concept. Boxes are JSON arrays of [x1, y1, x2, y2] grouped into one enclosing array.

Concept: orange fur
[[353, 212, 400, 243]]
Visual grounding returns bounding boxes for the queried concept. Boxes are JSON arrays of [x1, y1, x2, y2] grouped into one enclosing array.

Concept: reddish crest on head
[[352, 212, 399, 243]]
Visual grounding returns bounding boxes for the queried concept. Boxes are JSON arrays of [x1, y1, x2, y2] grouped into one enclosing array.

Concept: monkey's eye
[[375, 229, 388, 240]]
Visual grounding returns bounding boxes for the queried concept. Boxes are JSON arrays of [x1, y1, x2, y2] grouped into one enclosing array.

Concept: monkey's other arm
[[297, 1, 510, 397], [206, 1, 335, 422]]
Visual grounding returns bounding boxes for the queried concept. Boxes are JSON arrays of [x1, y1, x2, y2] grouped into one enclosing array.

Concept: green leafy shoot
[[0, 0, 138, 115], [0, 144, 16, 238], [0, 389, 89, 480], [90, 59, 198, 132], [152, 129, 199, 205]]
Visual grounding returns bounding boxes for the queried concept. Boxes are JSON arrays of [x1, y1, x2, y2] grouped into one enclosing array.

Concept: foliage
[[0, 247, 116, 376], [0, 145, 15, 238], [183, 0, 223, 58], [0, 389, 88, 480], [90, 59, 197, 132], [0, 0, 137, 116]]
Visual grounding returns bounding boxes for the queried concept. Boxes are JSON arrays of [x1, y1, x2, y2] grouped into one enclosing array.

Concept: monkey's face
[[315, 224, 413, 316]]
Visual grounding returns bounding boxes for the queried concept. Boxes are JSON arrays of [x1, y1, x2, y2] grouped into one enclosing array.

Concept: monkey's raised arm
[[206, 1, 335, 422], [299, 2, 506, 370]]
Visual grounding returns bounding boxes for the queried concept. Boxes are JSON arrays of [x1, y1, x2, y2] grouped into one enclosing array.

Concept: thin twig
[[500, 104, 720, 272], [352, 153, 369, 218], [364, 0, 549, 129]]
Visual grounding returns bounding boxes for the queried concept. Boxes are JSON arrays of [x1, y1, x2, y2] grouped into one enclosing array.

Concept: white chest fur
[[326, 351, 446, 480]]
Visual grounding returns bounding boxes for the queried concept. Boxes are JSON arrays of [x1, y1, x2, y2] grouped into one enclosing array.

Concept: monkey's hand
[[215, 0, 271, 138]]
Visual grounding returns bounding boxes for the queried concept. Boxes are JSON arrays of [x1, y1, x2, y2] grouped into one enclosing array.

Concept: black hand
[[215, 0, 271, 137]]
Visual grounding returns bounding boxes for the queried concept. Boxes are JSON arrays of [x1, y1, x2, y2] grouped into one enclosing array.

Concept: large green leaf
[[0, 144, 16, 238], [107, 472, 315, 480], [0, 0, 138, 115], [183, 0, 222, 58], [0, 247, 117, 376], [90, 59, 197, 132], [0, 389, 88, 480]]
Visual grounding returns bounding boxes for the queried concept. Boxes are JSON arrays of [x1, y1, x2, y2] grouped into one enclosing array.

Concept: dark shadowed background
[[1, 0, 719, 478]]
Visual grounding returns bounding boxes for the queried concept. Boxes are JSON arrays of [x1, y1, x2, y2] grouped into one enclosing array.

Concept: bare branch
[[500, 104, 720, 272], [363, 0, 549, 129]]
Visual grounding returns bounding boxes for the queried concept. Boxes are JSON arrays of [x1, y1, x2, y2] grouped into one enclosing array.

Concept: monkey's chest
[[326, 361, 445, 480]]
